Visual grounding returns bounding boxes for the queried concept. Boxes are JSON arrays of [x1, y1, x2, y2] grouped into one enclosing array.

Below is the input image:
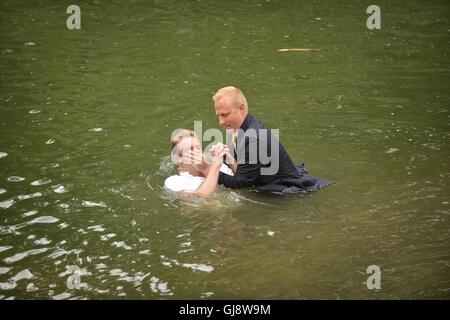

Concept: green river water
[[0, 0, 449, 299]]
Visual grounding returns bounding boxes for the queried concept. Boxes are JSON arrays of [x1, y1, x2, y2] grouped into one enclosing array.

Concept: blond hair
[[170, 129, 196, 151], [170, 129, 197, 164], [212, 86, 248, 111]]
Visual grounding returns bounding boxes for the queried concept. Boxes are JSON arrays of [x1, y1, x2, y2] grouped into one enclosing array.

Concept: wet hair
[[170, 129, 198, 163], [170, 129, 196, 151]]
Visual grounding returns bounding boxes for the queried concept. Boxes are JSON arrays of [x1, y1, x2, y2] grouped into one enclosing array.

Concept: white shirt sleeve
[[219, 163, 234, 176]]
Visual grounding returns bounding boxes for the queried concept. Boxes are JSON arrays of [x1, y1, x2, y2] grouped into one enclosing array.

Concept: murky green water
[[0, 0, 449, 299]]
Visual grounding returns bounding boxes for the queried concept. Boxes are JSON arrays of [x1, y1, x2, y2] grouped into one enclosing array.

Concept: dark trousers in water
[[254, 164, 334, 194]]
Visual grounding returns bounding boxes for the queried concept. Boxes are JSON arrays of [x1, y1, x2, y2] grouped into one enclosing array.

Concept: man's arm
[[211, 143, 237, 174], [218, 137, 261, 189], [218, 164, 260, 188]]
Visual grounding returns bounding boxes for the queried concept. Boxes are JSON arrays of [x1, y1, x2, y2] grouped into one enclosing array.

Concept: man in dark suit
[[212, 86, 333, 193]]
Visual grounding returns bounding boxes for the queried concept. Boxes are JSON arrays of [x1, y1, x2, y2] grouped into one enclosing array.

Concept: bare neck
[[178, 165, 206, 178]]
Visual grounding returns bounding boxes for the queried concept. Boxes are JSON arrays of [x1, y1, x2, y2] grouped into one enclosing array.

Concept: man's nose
[[219, 117, 225, 126]]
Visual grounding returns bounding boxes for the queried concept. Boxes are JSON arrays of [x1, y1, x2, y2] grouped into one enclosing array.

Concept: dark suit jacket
[[218, 113, 334, 193]]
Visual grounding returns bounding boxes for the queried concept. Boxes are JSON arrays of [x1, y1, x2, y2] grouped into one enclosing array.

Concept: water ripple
[[149, 276, 173, 296], [28, 216, 59, 224], [48, 248, 82, 260], [22, 210, 38, 217], [4, 248, 49, 264], [82, 200, 106, 208], [160, 255, 214, 273], [87, 225, 105, 232], [0, 192, 42, 210], [51, 184, 68, 194], [0, 267, 11, 275], [0, 269, 34, 290], [100, 233, 116, 241], [111, 241, 132, 250], [31, 178, 52, 186], [88, 127, 103, 132], [0, 199, 15, 209], [7, 176, 25, 182], [0, 246, 13, 253], [0, 215, 59, 235]]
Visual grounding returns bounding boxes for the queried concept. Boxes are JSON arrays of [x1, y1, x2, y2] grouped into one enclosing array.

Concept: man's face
[[214, 97, 246, 130]]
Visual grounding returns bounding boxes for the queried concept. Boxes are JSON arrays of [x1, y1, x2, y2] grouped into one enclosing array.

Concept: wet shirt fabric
[[165, 164, 233, 192]]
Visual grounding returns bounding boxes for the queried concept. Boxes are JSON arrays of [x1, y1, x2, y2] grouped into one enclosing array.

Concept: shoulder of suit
[[249, 114, 266, 129]]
